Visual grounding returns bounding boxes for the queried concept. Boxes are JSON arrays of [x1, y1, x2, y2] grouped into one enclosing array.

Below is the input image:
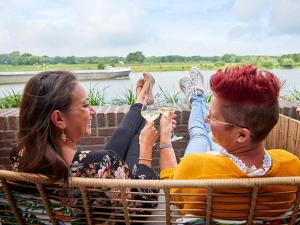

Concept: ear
[[235, 128, 251, 143], [50, 110, 66, 129]]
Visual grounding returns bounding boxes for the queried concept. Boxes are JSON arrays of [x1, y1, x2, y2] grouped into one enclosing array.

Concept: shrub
[[97, 63, 105, 70], [0, 89, 22, 108], [111, 87, 135, 105], [88, 84, 108, 106], [158, 86, 182, 103], [288, 88, 300, 100]]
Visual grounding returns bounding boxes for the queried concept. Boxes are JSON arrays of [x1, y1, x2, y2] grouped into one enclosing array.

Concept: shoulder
[[268, 149, 299, 162], [180, 152, 227, 166], [174, 152, 234, 179], [268, 149, 300, 175]]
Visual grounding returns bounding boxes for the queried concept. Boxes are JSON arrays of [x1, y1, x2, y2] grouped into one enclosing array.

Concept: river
[[0, 69, 299, 101]]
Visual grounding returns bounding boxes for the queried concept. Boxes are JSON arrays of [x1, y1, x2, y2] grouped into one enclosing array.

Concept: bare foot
[[136, 73, 155, 105], [143, 72, 155, 91], [143, 72, 155, 105], [136, 78, 145, 99]]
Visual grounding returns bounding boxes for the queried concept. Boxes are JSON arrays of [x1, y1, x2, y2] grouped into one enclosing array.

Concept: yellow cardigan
[[160, 149, 300, 219]]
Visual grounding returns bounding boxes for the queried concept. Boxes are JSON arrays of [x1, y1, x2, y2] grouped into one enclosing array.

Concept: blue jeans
[[184, 93, 221, 156]]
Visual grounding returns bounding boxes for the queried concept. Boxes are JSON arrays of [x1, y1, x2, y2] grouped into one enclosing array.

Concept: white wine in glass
[[159, 98, 183, 141], [141, 108, 160, 122], [159, 105, 177, 117], [141, 95, 160, 122]]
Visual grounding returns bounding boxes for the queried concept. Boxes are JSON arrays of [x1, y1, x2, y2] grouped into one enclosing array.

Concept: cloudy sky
[[0, 0, 299, 57]]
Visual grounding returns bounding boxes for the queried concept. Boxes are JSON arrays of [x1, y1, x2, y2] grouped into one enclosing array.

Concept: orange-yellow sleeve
[[160, 167, 176, 180], [160, 154, 204, 180]]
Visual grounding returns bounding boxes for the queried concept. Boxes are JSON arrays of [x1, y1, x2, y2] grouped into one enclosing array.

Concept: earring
[[61, 130, 67, 143], [238, 137, 242, 142]]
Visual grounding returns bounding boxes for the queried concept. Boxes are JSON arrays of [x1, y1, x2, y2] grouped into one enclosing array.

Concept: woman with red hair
[[156, 65, 300, 223]]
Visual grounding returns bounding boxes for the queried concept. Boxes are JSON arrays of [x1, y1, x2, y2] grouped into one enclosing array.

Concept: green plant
[[111, 87, 135, 105], [288, 88, 300, 100], [158, 86, 181, 103], [206, 92, 213, 103], [0, 89, 22, 108], [97, 63, 105, 70], [88, 84, 108, 106]]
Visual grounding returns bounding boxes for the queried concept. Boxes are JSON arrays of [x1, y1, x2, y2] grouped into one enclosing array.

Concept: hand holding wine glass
[[159, 92, 183, 141]]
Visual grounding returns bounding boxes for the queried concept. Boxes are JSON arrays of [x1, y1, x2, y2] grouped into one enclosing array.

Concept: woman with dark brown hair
[[8, 70, 160, 224]]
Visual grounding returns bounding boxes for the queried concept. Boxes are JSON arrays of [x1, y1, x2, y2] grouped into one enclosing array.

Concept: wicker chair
[[1, 169, 300, 225]]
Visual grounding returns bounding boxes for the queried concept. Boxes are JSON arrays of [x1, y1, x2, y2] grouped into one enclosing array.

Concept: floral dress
[[69, 149, 159, 215], [0, 148, 159, 225]]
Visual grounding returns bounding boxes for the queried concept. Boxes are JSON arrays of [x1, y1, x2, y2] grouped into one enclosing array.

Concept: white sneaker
[[189, 67, 205, 93], [179, 77, 194, 103]]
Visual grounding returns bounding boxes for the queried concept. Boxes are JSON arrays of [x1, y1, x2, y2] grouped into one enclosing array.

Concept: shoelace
[[190, 70, 204, 85], [183, 80, 194, 96]]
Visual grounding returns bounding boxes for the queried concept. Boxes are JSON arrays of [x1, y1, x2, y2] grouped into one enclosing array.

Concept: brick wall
[[0, 105, 191, 171], [0, 108, 19, 169], [1, 102, 299, 171], [279, 99, 300, 120]]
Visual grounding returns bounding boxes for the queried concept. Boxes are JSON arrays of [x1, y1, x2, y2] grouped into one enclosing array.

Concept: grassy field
[[0, 63, 217, 72], [0, 62, 257, 73], [0, 62, 299, 73]]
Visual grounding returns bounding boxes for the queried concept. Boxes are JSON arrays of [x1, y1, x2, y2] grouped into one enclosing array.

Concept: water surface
[[0, 69, 299, 100]]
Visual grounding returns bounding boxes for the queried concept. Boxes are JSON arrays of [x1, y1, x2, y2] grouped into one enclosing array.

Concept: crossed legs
[[104, 73, 155, 168]]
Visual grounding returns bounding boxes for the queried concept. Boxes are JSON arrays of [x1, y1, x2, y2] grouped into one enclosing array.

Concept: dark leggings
[[104, 103, 145, 169]]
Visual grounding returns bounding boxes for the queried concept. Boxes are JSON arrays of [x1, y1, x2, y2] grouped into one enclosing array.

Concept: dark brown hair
[[17, 71, 77, 180], [210, 65, 281, 142]]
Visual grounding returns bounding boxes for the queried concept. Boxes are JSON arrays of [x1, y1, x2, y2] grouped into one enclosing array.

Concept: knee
[[113, 126, 131, 138], [188, 126, 208, 137]]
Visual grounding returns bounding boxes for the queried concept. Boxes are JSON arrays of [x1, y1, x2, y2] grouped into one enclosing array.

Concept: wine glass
[[159, 93, 183, 141], [141, 95, 160, 123]]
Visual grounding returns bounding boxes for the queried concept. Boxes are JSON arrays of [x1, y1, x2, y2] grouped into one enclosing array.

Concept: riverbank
[[0, 62, 299, 73]]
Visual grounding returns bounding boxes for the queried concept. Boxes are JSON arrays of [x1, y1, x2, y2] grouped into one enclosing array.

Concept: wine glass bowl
[[141, 95, 160, 123], [159, 103, 177, 117], [158, 99, 183, 142], [141, 105, 160, 122]]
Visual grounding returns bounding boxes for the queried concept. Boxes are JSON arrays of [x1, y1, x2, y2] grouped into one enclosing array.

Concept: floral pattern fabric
[[0, 148, 159, 225], [69, 149, 159, 214]]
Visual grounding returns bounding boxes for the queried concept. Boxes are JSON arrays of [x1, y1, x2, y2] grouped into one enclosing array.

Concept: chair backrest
[[1, 169, 300, 225]]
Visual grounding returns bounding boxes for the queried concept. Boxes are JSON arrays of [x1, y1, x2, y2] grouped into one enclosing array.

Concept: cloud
[[231, 0, 300, 37], [232, 0, 271, 21], [269, 0, 300, 35], [0, 0, 299, 56], [0, 0, 152, 56]]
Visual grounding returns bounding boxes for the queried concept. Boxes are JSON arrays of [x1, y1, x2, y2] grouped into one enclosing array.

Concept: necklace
[[219, 148, 272, 176]]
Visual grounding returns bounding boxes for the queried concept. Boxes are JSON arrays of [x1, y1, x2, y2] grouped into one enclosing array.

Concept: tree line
[[1, 51, 300, 68]]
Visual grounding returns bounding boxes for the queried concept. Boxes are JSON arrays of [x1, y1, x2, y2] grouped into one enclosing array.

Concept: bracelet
[[159, 143, 173, 150], [139, 157, 152, 162]]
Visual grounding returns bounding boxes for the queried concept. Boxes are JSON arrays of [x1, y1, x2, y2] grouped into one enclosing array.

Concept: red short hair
[[210, 64, 281, 106], [210, 65, 281, 142]]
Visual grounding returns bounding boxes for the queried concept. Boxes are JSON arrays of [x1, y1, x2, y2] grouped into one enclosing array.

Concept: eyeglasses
[[207, 111, 250, 129], [206, 110, 253, 138], [206, 111, 236, 127]]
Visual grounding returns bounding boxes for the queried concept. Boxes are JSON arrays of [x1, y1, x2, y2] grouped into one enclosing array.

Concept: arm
[[160, 113, 178, 172], [139, 121, 158, 167]]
